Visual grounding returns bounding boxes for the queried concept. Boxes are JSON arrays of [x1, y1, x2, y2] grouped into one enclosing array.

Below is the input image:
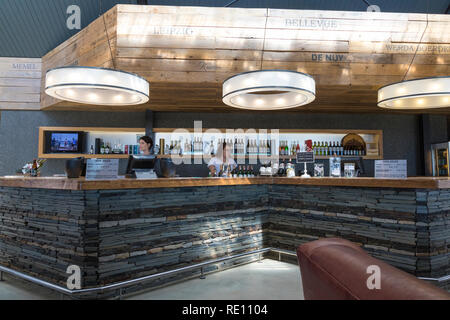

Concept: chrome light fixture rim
[[377, 76, 450, 109], [222, 69, 316, 110], [45, 66, 150, 106]]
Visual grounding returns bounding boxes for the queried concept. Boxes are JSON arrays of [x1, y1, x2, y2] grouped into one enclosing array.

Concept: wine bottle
[[31, 159, 38, 177]]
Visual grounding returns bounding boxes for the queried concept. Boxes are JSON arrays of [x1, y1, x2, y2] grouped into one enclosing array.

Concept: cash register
[[126, 155, 158, 179]]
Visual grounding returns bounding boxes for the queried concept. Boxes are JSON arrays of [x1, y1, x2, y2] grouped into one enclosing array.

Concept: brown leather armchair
[[296, 237, 450, 300]]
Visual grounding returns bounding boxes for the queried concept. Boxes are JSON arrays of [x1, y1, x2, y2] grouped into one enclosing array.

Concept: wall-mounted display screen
[[44, 131, 84, 153]]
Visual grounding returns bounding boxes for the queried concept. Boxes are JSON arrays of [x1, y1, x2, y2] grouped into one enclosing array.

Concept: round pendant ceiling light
[[45, 66, 149, 105], [222, 70, 316, 110], [377, 77, 450, 109]]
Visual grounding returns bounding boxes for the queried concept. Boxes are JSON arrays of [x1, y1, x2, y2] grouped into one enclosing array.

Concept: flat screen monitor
[[340, 157, 365, 176], [126, 155, 156, 175], [44, 131, 84, 153]]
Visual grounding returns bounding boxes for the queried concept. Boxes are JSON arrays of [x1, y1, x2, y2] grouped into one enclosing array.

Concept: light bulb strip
[[222, 85, 315, 100], [378, 76, 450, 109], [45, 83, 149, 98], [45, 66, 150, 106], [222, 70, 316, 110]]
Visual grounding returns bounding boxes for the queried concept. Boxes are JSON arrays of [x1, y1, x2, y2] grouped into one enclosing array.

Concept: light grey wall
[[0, 110, 438, 177], [0, 111, 145, 176]]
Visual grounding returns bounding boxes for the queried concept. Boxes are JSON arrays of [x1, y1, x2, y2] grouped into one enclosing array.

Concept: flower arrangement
[[16, 159, 47, 176]]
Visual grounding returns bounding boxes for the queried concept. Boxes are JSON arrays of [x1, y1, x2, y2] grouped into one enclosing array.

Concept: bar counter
[[0, 175, 449, 297], [2, 175, 450, 190]]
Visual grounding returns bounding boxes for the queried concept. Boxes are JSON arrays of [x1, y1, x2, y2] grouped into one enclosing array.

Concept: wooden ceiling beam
[[39, 5, 450, 114]]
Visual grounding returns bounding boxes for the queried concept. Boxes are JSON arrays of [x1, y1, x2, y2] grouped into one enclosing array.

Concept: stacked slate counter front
[[0, 176, 449, 298]]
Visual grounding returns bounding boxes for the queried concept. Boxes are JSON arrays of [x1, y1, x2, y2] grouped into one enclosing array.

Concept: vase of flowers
[[16, 159, 47, 177]]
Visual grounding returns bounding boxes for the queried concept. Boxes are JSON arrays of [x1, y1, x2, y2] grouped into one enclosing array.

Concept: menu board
[[85, 159, 119, 180], [296, 152, 315, 163], [375, 160, 407, 179]]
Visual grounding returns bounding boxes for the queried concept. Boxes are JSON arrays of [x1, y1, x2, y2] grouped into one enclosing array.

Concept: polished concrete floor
[[128, 259, 304, 300], [0, 273, 60, 300], [0, 259, 303, 300]]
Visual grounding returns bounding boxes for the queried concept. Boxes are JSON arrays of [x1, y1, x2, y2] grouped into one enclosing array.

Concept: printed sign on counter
[[375, 160, 407, 179], [85, 159, 119, 180], [296, 152, 315, 163]]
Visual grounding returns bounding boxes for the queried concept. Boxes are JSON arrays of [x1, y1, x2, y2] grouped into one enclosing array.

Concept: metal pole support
[[258, 253, 262, 263], [0, 271, 4, 281], [200, 267, 206, 279], [118, 288, 124, 300], [278, 252, 281, 261]]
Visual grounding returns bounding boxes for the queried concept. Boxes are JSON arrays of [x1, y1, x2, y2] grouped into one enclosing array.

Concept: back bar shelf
[[38, 127, 145, 159], [153, 128, 383, 160]]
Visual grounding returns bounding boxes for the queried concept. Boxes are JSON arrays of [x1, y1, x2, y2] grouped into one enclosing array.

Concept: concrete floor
[[128, 259, 304, 300], [0, 274, 60, 300], [0, 259, 304, 300]]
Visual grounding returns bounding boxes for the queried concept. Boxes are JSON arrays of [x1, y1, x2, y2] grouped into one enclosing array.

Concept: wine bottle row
[[159, 138, 366, 157], [312, 141, 366, 156], [211, 165, 257, 178], [164, 138, 276, 156]]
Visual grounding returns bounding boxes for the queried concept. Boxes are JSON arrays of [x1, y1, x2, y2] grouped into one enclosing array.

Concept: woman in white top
[[208, 142, 237, 176]]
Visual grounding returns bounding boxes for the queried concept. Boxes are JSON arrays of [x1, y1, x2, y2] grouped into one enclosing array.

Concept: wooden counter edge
[[0, 176, 446, 190], [0, 177, 82, 190]]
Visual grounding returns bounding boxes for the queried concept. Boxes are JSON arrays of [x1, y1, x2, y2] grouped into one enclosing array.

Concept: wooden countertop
[[1, 176, 450, 190]]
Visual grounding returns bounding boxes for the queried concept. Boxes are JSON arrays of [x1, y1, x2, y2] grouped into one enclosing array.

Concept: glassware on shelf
[[329, 156, 341, 177], [344, 163, 355, 178], [314, 163, 324, 177]]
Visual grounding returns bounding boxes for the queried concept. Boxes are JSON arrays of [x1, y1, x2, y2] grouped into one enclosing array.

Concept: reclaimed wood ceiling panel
[[40, 5, 450, 113], [0, 57, 41, 110]]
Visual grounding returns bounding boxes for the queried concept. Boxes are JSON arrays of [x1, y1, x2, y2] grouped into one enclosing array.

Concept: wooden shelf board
[[38, 154, 131, 159], [153, 128, 383, 135], [156, 154, 382, 160], [39, 126, 145, 132]]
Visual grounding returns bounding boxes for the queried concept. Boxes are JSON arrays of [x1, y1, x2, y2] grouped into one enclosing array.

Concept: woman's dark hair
[[139, 136, 153, 149]]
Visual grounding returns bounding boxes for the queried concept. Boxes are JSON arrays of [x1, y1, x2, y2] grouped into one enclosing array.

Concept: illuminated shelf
[[156, 154, 382, 160], [38, 154, 131, 159], [38, 126, 145, 159], [154, 128, 383, 160]]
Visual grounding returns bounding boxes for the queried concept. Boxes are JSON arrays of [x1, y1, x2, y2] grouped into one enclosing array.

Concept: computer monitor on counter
[[126, 155, 156, 178]]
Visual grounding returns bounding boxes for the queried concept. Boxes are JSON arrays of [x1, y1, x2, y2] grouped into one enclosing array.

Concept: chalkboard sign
[[296, 152, 315, 163]]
